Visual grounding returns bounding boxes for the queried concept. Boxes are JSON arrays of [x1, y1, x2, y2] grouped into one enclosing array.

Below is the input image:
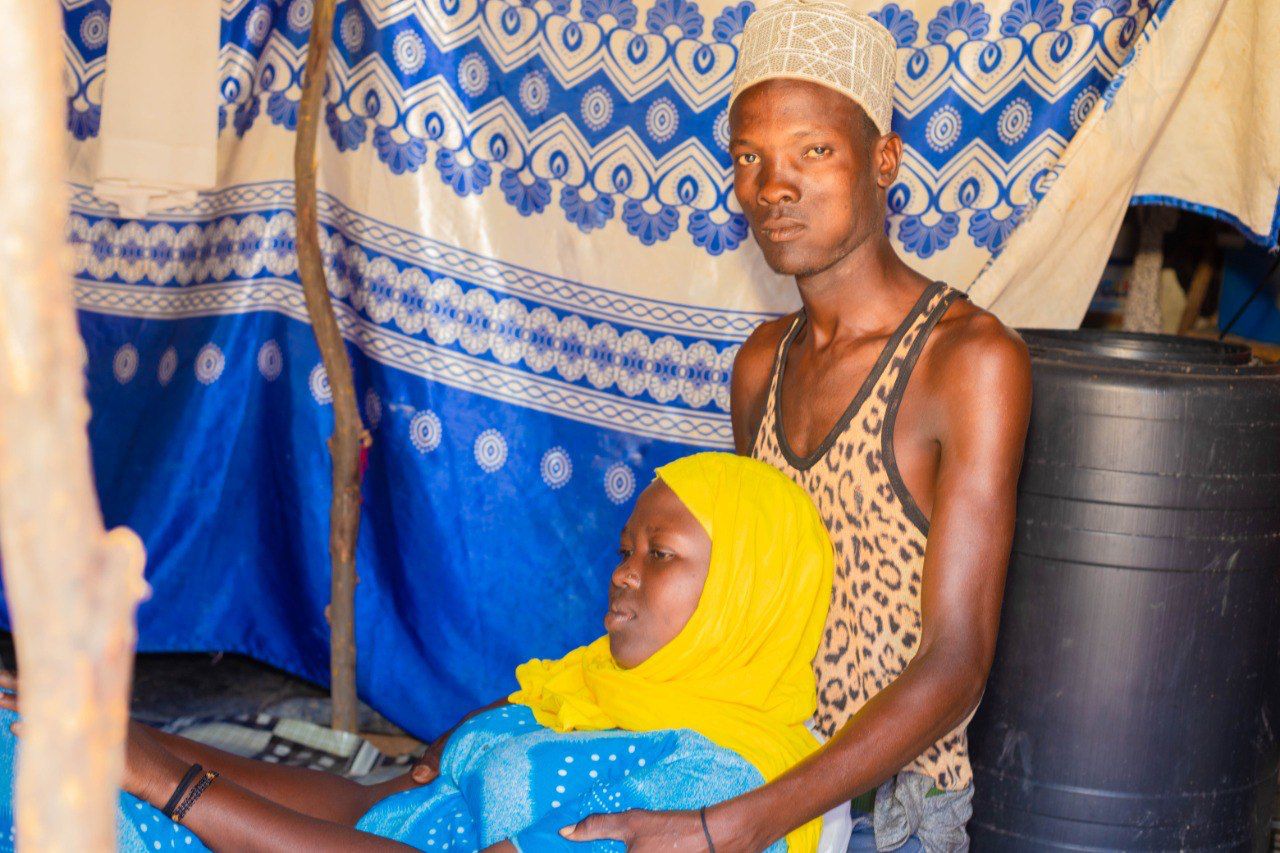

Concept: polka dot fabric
[[0, 706, 779, 851], [356, 705, 783, 851], [0, 709, 208, 852]]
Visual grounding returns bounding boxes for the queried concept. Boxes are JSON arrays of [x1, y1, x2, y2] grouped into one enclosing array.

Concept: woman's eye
[[650, 548, 673, 560], [805, 146, 830, 158], [618, 548, 633, 560], [735, 153, 758, 166]]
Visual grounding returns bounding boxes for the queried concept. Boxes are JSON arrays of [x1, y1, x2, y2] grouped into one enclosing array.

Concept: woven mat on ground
[[161, 714, 416, 785]]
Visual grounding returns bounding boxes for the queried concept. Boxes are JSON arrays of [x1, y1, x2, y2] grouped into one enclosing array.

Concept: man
[[562, 1, 1032, 849]]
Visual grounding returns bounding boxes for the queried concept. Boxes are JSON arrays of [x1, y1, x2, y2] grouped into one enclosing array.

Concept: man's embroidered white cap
[[730, 0, 897, 135]]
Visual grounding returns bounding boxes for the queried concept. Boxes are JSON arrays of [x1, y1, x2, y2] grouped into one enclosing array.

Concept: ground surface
[[0, 632, 420, 754]]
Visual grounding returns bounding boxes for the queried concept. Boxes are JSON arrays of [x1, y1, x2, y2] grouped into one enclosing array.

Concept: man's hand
[[561, 809, 744, 852]]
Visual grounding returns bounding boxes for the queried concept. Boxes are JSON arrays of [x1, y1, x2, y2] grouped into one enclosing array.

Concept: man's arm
[[730, 317, 792, 455], [566, 320, 1031, 851]]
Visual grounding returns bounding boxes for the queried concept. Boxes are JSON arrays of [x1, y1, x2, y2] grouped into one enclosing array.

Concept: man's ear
[[875, 132, 902, 188]]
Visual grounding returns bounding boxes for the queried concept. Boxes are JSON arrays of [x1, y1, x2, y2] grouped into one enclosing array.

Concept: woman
[[0, 453, 834, 852]]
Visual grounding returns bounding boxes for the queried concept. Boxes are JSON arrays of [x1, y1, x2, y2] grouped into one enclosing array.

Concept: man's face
[[730, 79, 897, 279]]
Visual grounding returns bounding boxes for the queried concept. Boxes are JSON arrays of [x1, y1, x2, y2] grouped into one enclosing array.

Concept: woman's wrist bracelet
[[700, 806, 716, 853], [161, 764, 204, 818], [172, 770, 219, 824]]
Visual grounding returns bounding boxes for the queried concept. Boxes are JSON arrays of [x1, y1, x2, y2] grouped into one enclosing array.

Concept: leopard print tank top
[[751, 281, 972, 791]]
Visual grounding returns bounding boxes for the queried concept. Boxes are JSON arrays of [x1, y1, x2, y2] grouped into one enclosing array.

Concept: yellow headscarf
[[509, 452, 834, 852]]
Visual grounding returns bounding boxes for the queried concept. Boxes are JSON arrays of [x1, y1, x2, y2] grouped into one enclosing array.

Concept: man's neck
[[792, 236, 926, 344]]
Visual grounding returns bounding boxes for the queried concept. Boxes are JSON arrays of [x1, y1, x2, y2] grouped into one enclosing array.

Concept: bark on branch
[[0, 1, 148, 848], [294, 0, 364, 734]]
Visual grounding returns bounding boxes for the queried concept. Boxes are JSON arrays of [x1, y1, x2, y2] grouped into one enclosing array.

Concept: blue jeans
[[847, 812, 924, 852]]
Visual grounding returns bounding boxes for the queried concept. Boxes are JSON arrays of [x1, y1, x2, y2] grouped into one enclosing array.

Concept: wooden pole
[[294, 0, 364, 734], [1177, 253, 1217, 335], [0, 1, 148, 849]]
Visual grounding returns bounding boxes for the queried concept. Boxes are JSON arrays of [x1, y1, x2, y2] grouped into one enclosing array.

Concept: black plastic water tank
[[968, 330, 1280, 851]]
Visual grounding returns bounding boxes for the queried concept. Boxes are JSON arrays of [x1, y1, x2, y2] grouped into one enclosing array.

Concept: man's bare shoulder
[[926, 299, 1032, 413], [729, 314, 797, 453], [733, 313, 796, 389]]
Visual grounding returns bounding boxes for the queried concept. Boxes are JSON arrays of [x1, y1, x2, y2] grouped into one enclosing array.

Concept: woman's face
[[606, 481, 712, 669]]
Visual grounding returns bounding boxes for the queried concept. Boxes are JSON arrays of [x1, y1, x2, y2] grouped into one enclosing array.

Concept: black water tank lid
[[1019, 329, 1252, 366], [1016, 329, 1280, 377]]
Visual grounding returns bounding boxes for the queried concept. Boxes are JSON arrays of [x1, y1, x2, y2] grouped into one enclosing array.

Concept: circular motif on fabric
[[309, 363, 332, 404], [713, 344, 736, 411], [85, 220, 115, 281], [458, 287, 496, 356], [583, 322, 620, 390], [997, 98, 1032, 145], [114, 222, 148, 284], [614, 329, 649, 398], [713, 108, 730, 152], [195, 344, 225, 386], [518, 71, 550, 115], [339, 8, 365, 51], [580, 86, 613, 132], [245, 3, 273, 45], [426, 277, 464, 347], [234, 215, 266, 278], [603, 462, 636, 505], [645, 98, 679, 144], [924, 105, 962, 153], [172, 224, 203, 286], [679, 339, 717, 409], [409, 410, 442, 453], [521, 306, 559, 374], [80, 11, 109, 49], [257, 339, 283, 381], [473, 428, 508, 473], [392, 31, 427, 76], [207, 218, 237, 281], [555, 315, 589, 383], [540, 447, 573, 489], [457, 52, 490, 98], [158, 347, 178, 386], [1070, 87, 1100, 131], [490, 298, 528, 365], [287, 0, 313, 32], [645, 334, 685, 404], [144, 223, 178, 284], [364, 388, 382, 428], [394, 266, 430, 335], [113, 344, 138, 384]]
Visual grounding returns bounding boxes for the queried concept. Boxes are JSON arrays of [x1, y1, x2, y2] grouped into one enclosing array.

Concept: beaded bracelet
[[172, 770, 219, 824], [161, 764, 204, 818]]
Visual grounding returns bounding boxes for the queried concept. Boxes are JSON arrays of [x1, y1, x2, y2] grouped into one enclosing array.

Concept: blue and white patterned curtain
[[52, 0, 1172, 737]]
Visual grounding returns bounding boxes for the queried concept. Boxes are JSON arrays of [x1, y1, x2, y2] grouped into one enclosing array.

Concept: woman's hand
[[409, 699, 510, 785], [409, 731, 447, 785]]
